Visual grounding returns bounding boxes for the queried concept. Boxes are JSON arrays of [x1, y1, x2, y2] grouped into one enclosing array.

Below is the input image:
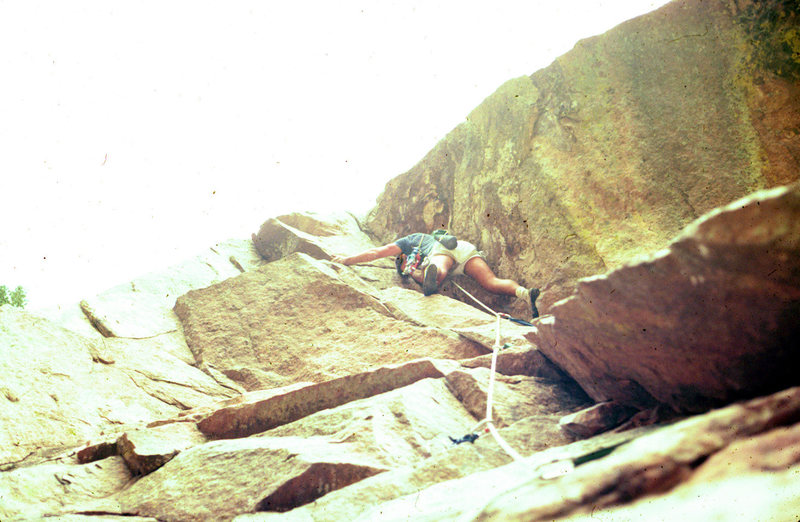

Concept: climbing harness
[[402, 248, 422, 276], [400, 234, 426, 276], [448, 280, 525, 461]]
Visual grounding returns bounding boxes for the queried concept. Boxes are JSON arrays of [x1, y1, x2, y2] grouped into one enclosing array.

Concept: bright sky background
[[1, 0, 671, 309]]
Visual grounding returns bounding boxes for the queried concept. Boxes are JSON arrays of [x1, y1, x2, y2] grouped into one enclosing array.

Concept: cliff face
[[2, 0, 800, 520], [365, 0, 800, 310], [3, 185, 798, 521]]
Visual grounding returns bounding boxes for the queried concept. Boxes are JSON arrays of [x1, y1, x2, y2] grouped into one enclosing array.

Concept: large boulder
[[0, 456, 134, 520], [173, 252, 487, 391], [114, 437, 389, 522], [570, 424, 800, 522], [252, 212, 376, 264], [346, 386, 800, 521], [77, 239, 265, 339], [365, 0, 800, 312], [532, 183, 800, 413], [251, 210, 411, 293], [0, 307, 236, 466]]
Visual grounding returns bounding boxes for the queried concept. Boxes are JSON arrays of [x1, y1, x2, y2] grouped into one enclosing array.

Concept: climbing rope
[[450, 281, 524, 461]]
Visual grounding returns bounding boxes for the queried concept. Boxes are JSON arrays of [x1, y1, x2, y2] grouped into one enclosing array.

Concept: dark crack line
[[203, 368, 246, 394], [123, 372, 189, 410], [114, 329, 180, 341], [71, 510, 165, 520], [126, 368, 205, 391], [664, 25, 710, 43], [0, 451, 35, 471]]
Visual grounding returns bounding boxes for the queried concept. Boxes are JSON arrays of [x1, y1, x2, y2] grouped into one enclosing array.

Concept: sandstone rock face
[[115, 437, 388, 521], [252, 212, 376, 263], [116, 423, 207, 475], [251, 211, 411, 295], [174, 252, 487, 391], [365, 0, 800, 311], [0, 215, 588, 520], [194, 359, 455, 439], [351, 386, 800, 521], [533, 183, 800, 413], [76, 239, 265, 339], [3, 1, 800, 520], [558, 401, 639, 439], [0, 456, 134, 520], [4, 189, 799, 520], [0, 307, 233, 467], [445, 367, 588, 429]]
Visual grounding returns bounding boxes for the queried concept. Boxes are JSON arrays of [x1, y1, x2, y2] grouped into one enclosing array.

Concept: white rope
[[452, 281, 523, 461], [450, 280, 497, 316]]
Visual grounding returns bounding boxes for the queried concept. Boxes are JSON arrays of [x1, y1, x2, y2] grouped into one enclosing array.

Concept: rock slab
[[533, 184, 800, 413], [174, 253, 485, 391]]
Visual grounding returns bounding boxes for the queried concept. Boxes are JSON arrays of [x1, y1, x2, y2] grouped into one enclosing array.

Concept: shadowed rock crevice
[[255, 462, 386, 512], [195, 360, 454, 439]]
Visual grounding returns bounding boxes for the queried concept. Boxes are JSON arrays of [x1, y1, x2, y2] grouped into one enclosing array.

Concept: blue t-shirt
[[394, 233, 436, 257]]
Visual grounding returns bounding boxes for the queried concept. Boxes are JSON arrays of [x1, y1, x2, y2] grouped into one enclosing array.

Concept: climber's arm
[[332, 243, 402, 265]]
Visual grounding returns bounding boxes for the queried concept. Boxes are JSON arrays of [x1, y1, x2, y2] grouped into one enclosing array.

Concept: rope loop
[[451, 281, 522, 461]]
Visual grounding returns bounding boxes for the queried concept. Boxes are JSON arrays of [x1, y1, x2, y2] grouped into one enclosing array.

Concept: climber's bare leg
[[411, 254, 454, 285], [463, 257, 520, 296]]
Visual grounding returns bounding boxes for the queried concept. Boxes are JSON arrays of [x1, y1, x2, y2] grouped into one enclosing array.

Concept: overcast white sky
[[1, 0, 671, 309]]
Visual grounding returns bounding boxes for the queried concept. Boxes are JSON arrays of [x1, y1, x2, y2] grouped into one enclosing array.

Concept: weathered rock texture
[[365, 0, 800, 312], [456, 386, 800, 521], [173, 253, 487, 391], [0, 307, 235, 468], [6, 179, 797, 519], [195, 359, 456, 439], [114, 437, 389, 521], [534, 183, 800, 413], [252, 212, 376, 264], [77, 239, 265, 339], [2, 1, 799, 521]]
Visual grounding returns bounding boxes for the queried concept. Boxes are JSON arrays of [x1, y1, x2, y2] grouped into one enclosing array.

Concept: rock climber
[[331, 232, 540, 318]]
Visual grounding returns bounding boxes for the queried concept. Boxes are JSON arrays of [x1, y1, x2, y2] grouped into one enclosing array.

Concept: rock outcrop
[[1, 208, 590, 520], [4, 179, 798, 519], [2, 0, 799, 520], [0, 306, 235, 468], [534, 183, 800, 413], [365, 0, 800, 312], [173, 253, 486, 392]]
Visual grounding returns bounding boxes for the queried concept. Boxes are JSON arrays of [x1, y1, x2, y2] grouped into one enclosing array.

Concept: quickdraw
[[449, 433, 480, 445], [499, 313, 534, 327]]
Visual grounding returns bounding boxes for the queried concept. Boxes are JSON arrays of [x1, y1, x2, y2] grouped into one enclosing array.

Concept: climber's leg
[[411, 254, 454, 286], [463, 257, 519, 296]]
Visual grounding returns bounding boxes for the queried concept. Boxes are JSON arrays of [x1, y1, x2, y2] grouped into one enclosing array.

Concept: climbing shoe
[[423, 264, 439, 296], [530, 287, 541, 319]]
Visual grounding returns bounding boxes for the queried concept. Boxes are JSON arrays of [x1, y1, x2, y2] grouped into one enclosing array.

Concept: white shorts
[[427, 240, 485, 276]]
